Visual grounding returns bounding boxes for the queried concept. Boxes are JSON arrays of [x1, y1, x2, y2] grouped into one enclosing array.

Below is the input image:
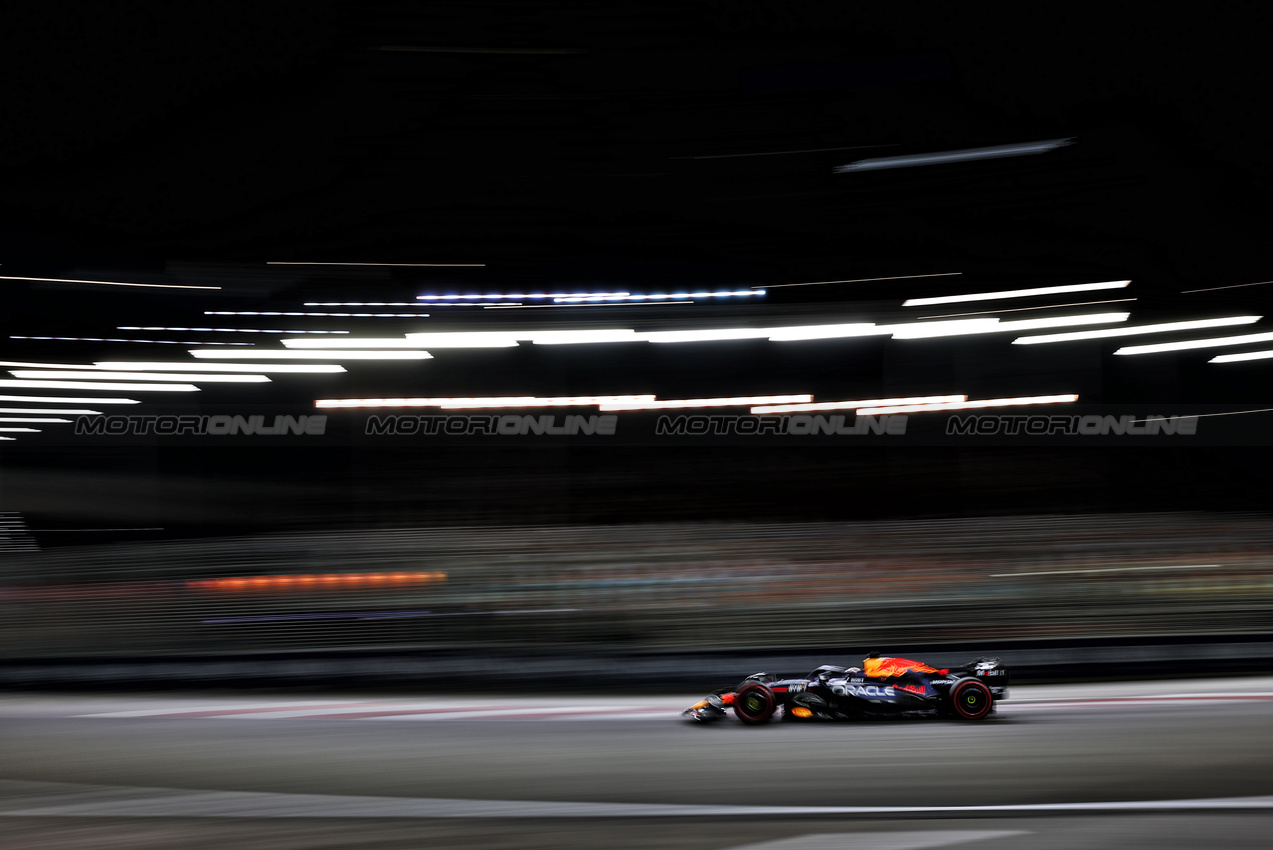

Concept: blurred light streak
[[0, 395, 140, 404], [643, 328, 772, 343], [600, 395, 814, 411], [12, 336, 253, 345], [418, 293, 627, 300], [0, 360, 108, 369], [1181, 280, 1273, 293], [0, 417, 71, 423], [315, 395, 654, 409], [484, 301, 691, 308], [190, 349, 432, 360], [756, 272, 960, 288], [552, 290, 763, 302], [1135, 407, 1273, 421], [431, 396, 650, 409], [288, 314, 1128, 350], [0, 437, 14, 440], [267, 261, 484, 266], [1212, 350, 1273, 363], [0, 379, 200, 391], [990, 564, 1221, 577], [0, 427, 40, 432], [766, 323, 892, 341], [10, 370, 270, 383], [97, 362, 345, 373], [306, 303, 431, 307], [187, 572, 446, 591], [0, 274, 219, 290], [1116, 331, 1273, 355], [1014, 316, 1261, 344], [303, 335, 512, 348], [890, 313, 1129, 339], [205, 311, 430, 318], [835, 138, 1073, 172], [854, 394, 1079, 414], [903, 280, 1130, 306], [0, 408, 101, 414], [526, 329, 641, 344], [918, 298, 1136, 319], [751, 395, 967, 414], [120, 327, 350, 334]]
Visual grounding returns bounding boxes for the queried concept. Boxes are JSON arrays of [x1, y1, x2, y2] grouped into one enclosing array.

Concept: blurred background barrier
[[3, 513, 1272, 684]]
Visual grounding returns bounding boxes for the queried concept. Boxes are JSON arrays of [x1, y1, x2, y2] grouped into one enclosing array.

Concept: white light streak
[[755, 272, 960, 289], [1115, 331, 1273, 356], [1211, 350, 1273, 363], [0, 437, 14, 440], [0, 360, 106, 370], [835, 138, 1073, 172], [305, 303, 428, 307], [189, 349, 433, 360], [551, 290, 763, 303], [0, 417, 71, 423], [854, 395, 1079, 415], [601, 395, 814, 411], [902, 280, 1130, 307], [418, 292, 628, 301], [525, 330, 642, 345], [10, 371, 270, 383], [0, 274, 218, 290], [315, 395, 656, 410], [267, 261, 484, 267], [1181, 280, 1273, 294], [0, 408, 101, 414], [436, 396, 652, 409], [97, 362, 346, 374], [120, 327, 350, 334], [205, 311, 429, 318], [485, 301, 693, 309], [0, 380, 199, 392], [891, 313, 1130, 339], [751, 395, 968, 414], [755, 323, 885, 342], [290, 334, 512, 348], [1014, 316, 1261, 345], [643, 329, 772, 343], [11, 336, 253, 345], [0, 395, 140, 404], [918, 298, 1136, 319], [0, 427, 40, 432]]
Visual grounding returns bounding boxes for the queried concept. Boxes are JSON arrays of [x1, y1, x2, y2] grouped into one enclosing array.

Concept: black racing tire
[[733, 682, 777, 725], [950, 678, 994, 720]]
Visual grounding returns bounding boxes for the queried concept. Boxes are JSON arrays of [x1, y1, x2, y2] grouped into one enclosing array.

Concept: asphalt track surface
[[2, 679, 1272, 849]]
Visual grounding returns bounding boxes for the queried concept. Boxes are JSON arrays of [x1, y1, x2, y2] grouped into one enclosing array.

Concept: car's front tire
[[733, 682, 777, 725]]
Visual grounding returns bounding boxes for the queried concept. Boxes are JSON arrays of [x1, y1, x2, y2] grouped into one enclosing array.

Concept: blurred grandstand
[[3, 513, 1271, 661]]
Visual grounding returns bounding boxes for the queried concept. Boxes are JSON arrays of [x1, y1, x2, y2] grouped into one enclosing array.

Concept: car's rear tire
[[733, 682, 777, 725], [950, 678, 994, 720]]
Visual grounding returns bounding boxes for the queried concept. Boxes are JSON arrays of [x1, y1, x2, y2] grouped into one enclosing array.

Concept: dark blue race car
[[682, 654, 1009, 724]]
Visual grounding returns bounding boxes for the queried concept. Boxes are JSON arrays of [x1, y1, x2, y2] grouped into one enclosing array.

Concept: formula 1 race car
[[682, 654, 1009, 723]]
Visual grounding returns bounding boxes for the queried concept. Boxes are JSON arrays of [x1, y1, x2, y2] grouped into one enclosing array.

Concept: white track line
[[2, 780, 1273, 818]]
